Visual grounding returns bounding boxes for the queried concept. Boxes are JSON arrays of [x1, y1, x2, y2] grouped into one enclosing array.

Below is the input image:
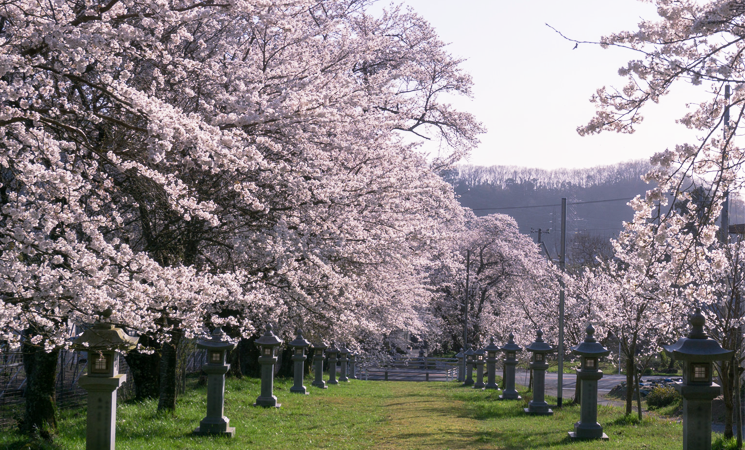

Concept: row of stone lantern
[[72, 321, 360, 447], [455, 333, 525, 402], [73, 309, 730, 449], [457, 310, 734, 449]]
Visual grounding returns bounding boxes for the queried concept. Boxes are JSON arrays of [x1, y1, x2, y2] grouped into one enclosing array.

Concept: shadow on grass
[[472, 428, 578, 449]]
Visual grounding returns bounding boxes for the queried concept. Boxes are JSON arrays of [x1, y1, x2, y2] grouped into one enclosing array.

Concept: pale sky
[[385, 0, 711, 170]]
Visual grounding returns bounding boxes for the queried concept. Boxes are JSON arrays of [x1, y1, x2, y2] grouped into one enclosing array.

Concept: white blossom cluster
[[0, 0, 484, 350]]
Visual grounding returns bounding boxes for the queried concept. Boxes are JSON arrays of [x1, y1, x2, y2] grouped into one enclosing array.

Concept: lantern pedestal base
[[524, 407, 553, 416], [312, 382, 328, 389], [568, 431, 608, 441], [194, 416, 235, 438], [569, 419, 608, 440], [290, 386, 309, 395], [498, 393, 522, 400], [254, 395, 280, 408]]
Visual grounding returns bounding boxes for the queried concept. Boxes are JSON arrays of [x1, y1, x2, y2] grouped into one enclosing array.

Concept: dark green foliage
[[646, 386, 681, 410], [713, 436, 740, 450]]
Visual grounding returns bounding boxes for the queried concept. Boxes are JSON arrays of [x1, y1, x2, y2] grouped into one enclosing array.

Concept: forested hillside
[[444, 161, 653, 263]]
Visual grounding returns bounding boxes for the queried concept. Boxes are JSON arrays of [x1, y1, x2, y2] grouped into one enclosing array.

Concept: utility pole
[[722, 84, 742, 448], [558, 198, 566, 408], [463, 249, 471, 378], [531, 228, 552, 259]]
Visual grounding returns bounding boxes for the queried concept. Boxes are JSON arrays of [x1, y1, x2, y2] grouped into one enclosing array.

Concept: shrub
[[646, 386, 681, 409], [713, 436, 739, 450]]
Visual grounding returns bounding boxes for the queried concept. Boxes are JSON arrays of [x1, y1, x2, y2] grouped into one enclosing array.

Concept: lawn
[[0, 375, 703, 449]]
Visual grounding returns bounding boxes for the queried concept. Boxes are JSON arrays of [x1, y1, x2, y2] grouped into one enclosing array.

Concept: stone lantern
[[525, 329, 554, 416], [484, 338, 501, 390], [311, 340, 328, 389], [326, 343, 340, 385], [349, 352, 357, 379], [474, 348, 486, 389], [288, 329, 311, 395], [73, 321, 138, 450], [253, 325, 283, 408], [338, 343, 350, 382], [664, 308, 734, 450], [499, 333, 522, 400], [463, 345, 475, 386], [455, 348, 465, 382], [569, 324, 610, 441], [194, 328, 236, 437]]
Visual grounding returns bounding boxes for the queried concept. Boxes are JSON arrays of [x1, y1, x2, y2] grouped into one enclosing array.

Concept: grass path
[[0, 376, 704, 449], [372, 382, 500, 449]]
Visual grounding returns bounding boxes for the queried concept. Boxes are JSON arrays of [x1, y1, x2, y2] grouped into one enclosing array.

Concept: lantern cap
[[196, 327, 236, 351], [663, 308, 734, 362], [571, 324, 610, 357], [312, 340, 328, 350], [475, 348, 485, 356], [501, 332, 522, 353], [338, 343, 349, 355], [484, 337, 501, 353], [73, 322, 138, 352], [455, 348, 464, 358], [326, 342, 339, 354], [254, 324, 283, 348], [526, 329, 554, 353], [464, 345, 476, 356], [288, 329, 311, 348]]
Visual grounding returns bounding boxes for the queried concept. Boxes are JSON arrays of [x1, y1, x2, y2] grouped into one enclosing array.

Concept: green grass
[[0, 375, 718, 449]]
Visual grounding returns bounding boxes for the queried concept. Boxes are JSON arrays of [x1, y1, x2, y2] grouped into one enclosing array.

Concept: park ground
[[0, 376, 707, 449]]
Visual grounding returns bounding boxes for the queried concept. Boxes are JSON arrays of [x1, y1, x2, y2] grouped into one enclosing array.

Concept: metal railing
[[358, 356, 459, 382]]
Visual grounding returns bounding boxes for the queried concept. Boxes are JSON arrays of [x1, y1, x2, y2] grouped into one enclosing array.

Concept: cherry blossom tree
[[0, 0, 482, 432], [430, 213, 559, 352], [570, 0, 745, 426]]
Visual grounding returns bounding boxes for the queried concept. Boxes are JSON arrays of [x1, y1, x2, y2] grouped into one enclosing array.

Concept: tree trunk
[[625, 352, 635, 415], [124, 334, 160, 400], [238, 337, 261, 378], [20, 341, 58, 439], [635, 368, 643, 420], [227, 346, 243, 378], [157, 331, 180, 412], [723, 359, 735, 439], [277, 347, 294, 378]]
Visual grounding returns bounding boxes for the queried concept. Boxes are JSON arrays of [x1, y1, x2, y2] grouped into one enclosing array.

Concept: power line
[[470, 196, 635, 212]]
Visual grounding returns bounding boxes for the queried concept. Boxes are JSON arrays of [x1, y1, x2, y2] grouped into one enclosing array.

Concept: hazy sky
[[386, 0, 711, 170]]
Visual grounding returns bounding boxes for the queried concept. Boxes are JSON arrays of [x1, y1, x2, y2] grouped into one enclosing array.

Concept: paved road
[[516, 370, 630, 401]]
